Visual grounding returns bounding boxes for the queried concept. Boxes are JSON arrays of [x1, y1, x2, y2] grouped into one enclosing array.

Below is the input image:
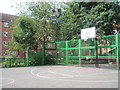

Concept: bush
[[29, 51, 56, 66], [29, 51, 42, 66], [44, 56, 56, 65]]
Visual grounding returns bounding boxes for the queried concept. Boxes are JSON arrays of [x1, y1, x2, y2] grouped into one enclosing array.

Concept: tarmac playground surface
[[1, 65, 119, 88]]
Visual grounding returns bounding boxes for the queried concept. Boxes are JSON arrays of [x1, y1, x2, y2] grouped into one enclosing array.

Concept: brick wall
[[0, 13, 22, 57], [0, 21, 2, 56]]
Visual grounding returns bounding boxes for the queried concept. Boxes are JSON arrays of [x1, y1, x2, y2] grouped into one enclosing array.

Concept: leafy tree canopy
[[13, 16, 37, 50], [13, 2, 120, 43], [68, 2, 120, 36]]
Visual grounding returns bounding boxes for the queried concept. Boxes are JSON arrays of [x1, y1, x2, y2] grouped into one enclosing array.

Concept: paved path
[[1, 65, 118, 88]]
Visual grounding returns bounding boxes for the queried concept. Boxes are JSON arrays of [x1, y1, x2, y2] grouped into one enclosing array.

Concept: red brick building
[[0, 13, 25, 57]]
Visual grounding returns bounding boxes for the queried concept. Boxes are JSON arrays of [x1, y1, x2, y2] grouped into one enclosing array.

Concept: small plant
[[44, 55, 56, 65], [29, 51, 42, 66], [29, 51, 56, 66]]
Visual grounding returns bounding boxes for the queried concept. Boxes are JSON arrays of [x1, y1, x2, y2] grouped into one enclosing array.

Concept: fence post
[[79, 39, 81, 66], [9, 58, 11, 67], [95, 37, 99, 68], [42, 41, 45, 65], [6, 58, 10, 68], [115, 34, 119, 69], [55, 42, 58, 64], [6, 58, 9, 68], [26, 47, 29, 66], [66, 41, 68, 65]]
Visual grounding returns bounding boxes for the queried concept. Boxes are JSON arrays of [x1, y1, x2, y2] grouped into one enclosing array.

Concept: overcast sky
[[0, 0, 21, 15], [0, 0, 68, 15], [0, 0, 41, 15], [0, 0, 119, 15]]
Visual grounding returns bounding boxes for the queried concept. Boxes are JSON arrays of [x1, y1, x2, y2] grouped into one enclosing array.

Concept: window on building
[[3, 51, 7, 56], [11, 19, 13, 22], [3, 41, 8, 47], [3, 32, 8, 37], [3, 22, 9, 27], [48, 44, 52, 48], [12, 51, 18, 56]]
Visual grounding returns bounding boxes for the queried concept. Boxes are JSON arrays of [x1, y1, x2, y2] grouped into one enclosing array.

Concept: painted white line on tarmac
[[37, 72, 118, 82], [30, 66, 118, 83], [48, 66, 118, 78], [0, 78, 15, 87], [30, 68, 49, 78], [48, 67, 73, 77], [31, 68, 54, 79]]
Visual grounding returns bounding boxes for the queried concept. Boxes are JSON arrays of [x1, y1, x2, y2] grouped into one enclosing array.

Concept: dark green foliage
[[2, 54, 56, 67], [13, 17, 37, 49], [14, 2, 120, 41], [29, 51, 56, 66], [57, 2, 120, 41], [58, 4, 80, 41], [69, 2, 120, 36], [58, 58, 66, 64], [68, 60, 79, 65], [27, 2, 58, 42], [29, 51, 42, 66], [44, 56, 56, 65], [2, 58, 26, 68]]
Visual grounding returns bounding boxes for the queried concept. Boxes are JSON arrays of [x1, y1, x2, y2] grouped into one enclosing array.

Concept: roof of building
[[0, 13, 18, 22]]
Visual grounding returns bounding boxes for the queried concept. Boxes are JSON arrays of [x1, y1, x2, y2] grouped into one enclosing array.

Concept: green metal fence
[[2, 58, 26, 68], [44, 41, 57, 65], [56, 40, 80, 66], [55, 34, 120, 69], [2, 34, 120, 69]]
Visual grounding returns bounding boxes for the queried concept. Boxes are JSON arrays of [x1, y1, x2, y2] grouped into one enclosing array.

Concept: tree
[[12, 16, 37, 58], [69, 2, 120, 36], [17, 2, 65, 42], [13, 2, 120, 43], [58, 3, 81, 41], [27, 2, 57, 43]]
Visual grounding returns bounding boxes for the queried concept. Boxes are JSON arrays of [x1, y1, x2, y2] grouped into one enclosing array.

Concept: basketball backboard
[[81, 27, 96, 40]]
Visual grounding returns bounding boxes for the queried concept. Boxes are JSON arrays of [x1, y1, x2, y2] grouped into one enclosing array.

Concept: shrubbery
[[29, 51, 42, 66], [29, 51, 56, 66]]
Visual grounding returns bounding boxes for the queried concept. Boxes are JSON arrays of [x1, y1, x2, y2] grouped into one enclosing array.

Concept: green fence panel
[[115, 34, 120, 69], [118, 34, 120, 69], [68, 40, 79, 48], [55, 34, 119, 69], [44, 41, 57, 65], [2, 58, 26, 68], [3, 34, 119, 69]]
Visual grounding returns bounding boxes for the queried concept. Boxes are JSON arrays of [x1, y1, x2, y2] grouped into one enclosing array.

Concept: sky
[[0, 0, 22, 15], [0, 0, 69, 15], [0, 0, 20, 15], [0, 0, 120, 15], [0, 0, 47, 15]]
